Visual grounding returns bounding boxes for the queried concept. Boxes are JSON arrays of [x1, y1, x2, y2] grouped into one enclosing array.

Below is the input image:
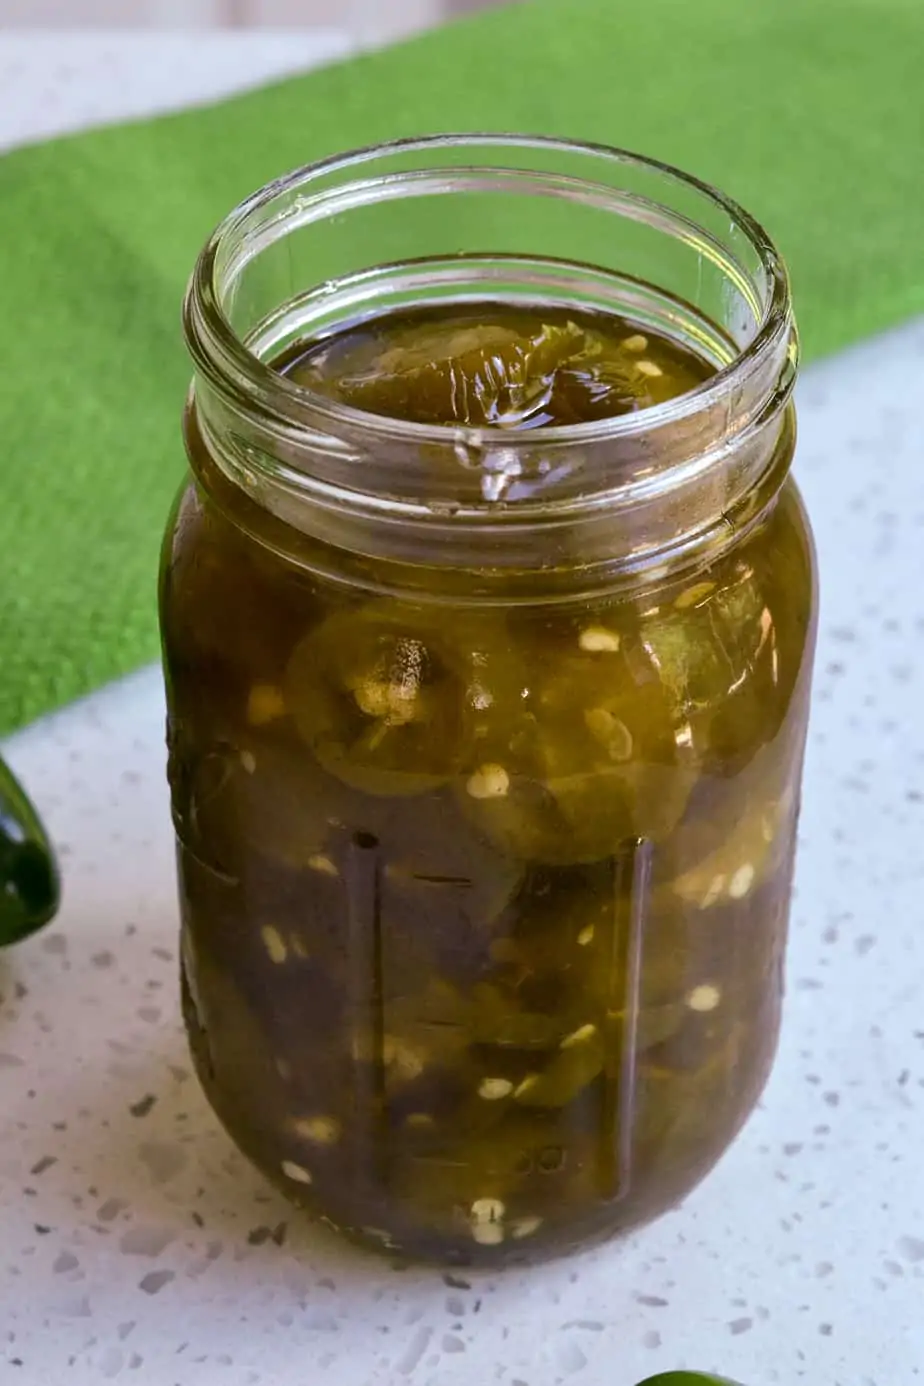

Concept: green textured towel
[[1, 0, 922, 736]]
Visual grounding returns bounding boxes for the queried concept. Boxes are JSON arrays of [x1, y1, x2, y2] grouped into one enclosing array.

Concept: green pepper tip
[[0, 754, 61, 948]]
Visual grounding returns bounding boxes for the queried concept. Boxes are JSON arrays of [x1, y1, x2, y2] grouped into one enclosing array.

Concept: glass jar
[[160, 136, 817, 1265]]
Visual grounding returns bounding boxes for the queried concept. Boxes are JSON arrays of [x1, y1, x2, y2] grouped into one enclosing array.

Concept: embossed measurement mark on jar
[[343, 829, 387, 1187], [595, 838, 653, 1202]]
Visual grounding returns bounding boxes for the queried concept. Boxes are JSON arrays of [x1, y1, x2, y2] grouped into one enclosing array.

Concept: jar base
[[183, 987, 775, 1269]]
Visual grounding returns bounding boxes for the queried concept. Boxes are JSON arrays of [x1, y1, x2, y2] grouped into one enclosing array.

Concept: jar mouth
[[186, 133, 794, 454]]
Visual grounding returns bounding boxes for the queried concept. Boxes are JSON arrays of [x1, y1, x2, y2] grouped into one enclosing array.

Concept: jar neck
[[184, 136, 798, 592]]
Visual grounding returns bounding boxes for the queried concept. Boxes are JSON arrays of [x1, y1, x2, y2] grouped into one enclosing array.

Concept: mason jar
[[160, 135, 817, 1264]]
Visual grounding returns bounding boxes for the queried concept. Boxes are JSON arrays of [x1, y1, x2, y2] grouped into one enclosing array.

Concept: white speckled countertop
[[2, 32, 924, 1386]]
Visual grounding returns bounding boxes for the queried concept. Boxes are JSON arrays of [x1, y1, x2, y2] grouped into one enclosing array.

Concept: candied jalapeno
[[170, 735, 349, 880], [166, 139, 813, 1267], [289, 306, 713, 431], [547, 321, 713, 422], [453, 607, 698, 866], [651, 727, 802, 912], [160, 487, 312, 722], [633, 486, 814, 773], [285, 600, 516, 797], [634, 557, 769, 760]]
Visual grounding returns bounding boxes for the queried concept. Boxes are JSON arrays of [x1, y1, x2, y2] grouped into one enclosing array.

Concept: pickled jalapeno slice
[[455, 613, 698, 865], [638, 558, 776, 766], [285, 603, 469, 796], [290, 306, 714, 431], [174, 738, 349, 877]]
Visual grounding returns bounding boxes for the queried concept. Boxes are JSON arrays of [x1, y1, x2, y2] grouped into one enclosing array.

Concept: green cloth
[[1, 0, 922, 736]]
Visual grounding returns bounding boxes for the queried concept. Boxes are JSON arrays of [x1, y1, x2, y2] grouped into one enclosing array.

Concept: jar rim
[[185, 132, 794, 453]]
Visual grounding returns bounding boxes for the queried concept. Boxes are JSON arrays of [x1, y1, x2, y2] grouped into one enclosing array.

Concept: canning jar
[[160, 136, 817, 1264]]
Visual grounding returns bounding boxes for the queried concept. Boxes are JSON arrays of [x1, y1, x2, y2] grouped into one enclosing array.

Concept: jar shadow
[[6, 1008, 434, 1305]]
